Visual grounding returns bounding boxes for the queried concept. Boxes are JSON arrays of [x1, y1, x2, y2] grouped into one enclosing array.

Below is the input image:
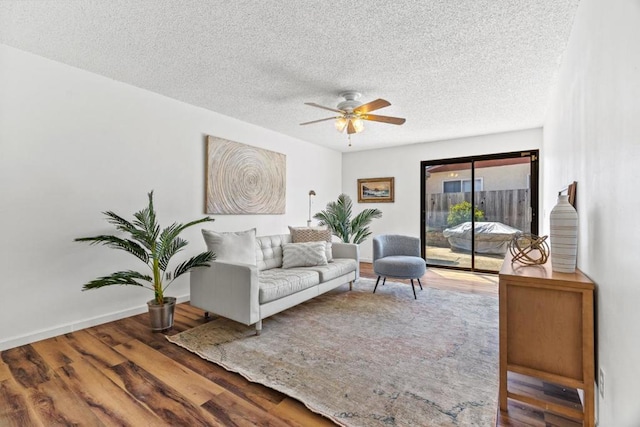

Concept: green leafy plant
[[75, 191, 215, 305], [446, 200, 485, 227], [313, 193, 382, 244]]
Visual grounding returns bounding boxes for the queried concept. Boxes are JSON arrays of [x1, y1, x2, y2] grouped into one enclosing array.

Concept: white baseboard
[[0, 294, 190, 352]]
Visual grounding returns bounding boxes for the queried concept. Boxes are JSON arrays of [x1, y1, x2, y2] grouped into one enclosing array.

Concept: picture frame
[[560, 181, 578, 209], [357, 177, 395, 203], [567, 181, 577, 208], [206, 136, 286, 214]]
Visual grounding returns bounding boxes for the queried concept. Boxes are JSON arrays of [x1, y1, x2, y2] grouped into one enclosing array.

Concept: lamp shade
[[335, 117, 348, 132], [335, 117, 365, 134], [352, 118, 364, 133]]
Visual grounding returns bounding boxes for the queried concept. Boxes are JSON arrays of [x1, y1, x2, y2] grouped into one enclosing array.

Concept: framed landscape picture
[[357, 177, 394, 203]]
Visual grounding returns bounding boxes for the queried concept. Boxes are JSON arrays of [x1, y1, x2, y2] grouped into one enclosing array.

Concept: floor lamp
[[307, 190, 316, 226]]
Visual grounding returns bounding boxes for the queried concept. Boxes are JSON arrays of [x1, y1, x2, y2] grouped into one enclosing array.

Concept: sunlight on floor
[[430, 268, 498, 284], [426, 246, 506, 272]]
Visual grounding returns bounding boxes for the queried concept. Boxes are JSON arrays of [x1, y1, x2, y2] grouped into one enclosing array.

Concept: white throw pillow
[[201, 228, 256, 265], [282, 241, 328, 269]]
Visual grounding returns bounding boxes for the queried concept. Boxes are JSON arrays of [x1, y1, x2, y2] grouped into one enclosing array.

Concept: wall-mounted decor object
[[357, 177, 394, 203], [206, 136, 286, 214], [558, 181, 577, 209], [567, 181, 577, 208], [550, 182, 578, 273]]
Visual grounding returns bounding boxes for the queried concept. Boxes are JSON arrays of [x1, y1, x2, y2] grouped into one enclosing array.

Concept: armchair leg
[[382, 277, 386, 286], [204, 311, 210, 319], [349, 280, 353, 291], [417, 278, 423, 290], [373, 276, 382, 293], [410, 279, 417, 299], [255, 319, 262, 336]]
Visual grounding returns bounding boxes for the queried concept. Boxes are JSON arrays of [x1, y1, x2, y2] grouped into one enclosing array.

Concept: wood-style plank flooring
[[0, 263, 583, 426]]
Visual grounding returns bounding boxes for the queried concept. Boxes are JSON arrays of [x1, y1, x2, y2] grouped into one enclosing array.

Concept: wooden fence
[[426, 189, 531, 231]]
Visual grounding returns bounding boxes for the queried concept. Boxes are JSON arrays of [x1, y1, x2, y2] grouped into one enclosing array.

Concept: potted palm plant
[[75, 191, 215, 331], [313, 193, 382, 244]]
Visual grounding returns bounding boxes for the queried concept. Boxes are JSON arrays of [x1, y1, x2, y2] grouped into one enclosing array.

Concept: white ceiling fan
[[300, 91, 406, 135]]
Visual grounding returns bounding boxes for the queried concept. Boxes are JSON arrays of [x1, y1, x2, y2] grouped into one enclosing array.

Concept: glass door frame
[[420, 149, 539, 273]]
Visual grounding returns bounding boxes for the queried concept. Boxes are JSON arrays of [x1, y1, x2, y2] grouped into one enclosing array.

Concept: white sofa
[[190, 233, 359, 334]]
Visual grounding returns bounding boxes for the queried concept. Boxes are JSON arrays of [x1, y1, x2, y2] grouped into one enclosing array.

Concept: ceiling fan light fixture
[[352, 117, 364, 133], [302, 92, 405, 141], [335, 117, 348, 132], [335, 116, 364, 134]]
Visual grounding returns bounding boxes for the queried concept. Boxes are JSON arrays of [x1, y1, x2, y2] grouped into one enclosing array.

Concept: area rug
[[167, 279, 499, 426]]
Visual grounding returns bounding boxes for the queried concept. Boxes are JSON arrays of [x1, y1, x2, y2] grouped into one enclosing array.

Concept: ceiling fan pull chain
[[348, 134, 352, 147]]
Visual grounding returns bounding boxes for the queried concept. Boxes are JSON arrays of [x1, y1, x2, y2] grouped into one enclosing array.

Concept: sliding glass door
[[423, 161, 473, 270], [421, 151, 538, 273]]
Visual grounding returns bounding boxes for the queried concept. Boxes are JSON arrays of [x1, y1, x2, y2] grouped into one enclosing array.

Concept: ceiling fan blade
[[300, 117, 338, 126], [304, 102, 345, 114], [353, 98, 391, 114], [347, 120, 357, 134], [361, 114, 406, 125]]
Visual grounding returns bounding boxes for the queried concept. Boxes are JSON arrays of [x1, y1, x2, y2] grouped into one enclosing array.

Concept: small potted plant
[[313, 193, 382, 244], [75, 191, 215, 331]]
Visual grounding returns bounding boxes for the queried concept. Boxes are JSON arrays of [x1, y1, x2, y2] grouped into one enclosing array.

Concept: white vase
[[550, 194, 578, 273]]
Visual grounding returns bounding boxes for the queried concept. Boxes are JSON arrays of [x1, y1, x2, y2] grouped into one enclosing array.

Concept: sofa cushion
[[288, 225, 331, 240], [202, 228, 256, 265], [289, 226, 333, 261], [258, 269, 320, 303], [256, 234, 292, 271], [282, 241, 328, 269], [299, 258, 358, 282], [374, 255, 426, 279]]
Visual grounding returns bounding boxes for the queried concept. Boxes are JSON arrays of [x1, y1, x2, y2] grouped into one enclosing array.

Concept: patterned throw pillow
[[288, 226, 333, 261], [201, 228, 257, 265], [282, 241, 328, 269]]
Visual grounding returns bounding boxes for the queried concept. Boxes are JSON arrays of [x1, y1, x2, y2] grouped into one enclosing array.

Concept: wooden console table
[[499, 255, 595, 426]]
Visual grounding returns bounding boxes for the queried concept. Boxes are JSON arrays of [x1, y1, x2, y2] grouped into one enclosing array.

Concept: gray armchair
[[372, 234, 426, 299]]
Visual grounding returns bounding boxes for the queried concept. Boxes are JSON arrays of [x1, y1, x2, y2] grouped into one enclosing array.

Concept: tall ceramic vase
[[550, 194, 578, 273]]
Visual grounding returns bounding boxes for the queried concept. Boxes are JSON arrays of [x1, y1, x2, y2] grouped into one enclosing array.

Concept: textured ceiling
[[0, 1, 579, 152]]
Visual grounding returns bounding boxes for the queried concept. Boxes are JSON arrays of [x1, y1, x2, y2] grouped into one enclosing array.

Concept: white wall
[[341, 129, 541, 261], [543, 0, 640, 425], [0, 44, 342, 351]]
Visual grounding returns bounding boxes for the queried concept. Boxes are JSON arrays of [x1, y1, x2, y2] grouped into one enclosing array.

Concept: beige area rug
[[168, 279, 499, 426]]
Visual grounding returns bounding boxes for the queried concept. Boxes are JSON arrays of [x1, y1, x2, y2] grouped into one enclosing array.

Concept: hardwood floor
[[0, 263, 583, 426]]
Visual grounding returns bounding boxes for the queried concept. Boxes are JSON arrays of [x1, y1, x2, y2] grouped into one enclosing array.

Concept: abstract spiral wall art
[[206, 136, 286, 214]]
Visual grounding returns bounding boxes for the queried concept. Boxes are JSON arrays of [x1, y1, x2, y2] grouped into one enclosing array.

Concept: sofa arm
[[190, 261, 260, 326], [332, 242, 360, 279]]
